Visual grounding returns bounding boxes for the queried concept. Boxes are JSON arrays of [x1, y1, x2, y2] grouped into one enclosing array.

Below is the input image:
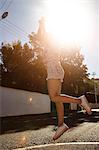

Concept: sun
[[44, 0, 94, 47]]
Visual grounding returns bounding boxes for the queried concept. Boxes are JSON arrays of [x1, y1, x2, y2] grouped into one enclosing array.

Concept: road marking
[[14, 142, 99, 150]]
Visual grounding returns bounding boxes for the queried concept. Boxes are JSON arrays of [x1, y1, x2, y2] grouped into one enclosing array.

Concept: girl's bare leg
[[47, 79, 81, 104], [47, 79, 64, 126], [47, 79, 91, 140], [47, 79, 81, 127], [55, 102, 64, 126]]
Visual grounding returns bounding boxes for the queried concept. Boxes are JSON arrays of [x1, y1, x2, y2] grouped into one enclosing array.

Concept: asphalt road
[[0, 109, 99, 150]]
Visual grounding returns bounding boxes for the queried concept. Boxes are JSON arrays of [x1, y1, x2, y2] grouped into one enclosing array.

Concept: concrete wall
[[0, 86, 51, 117]]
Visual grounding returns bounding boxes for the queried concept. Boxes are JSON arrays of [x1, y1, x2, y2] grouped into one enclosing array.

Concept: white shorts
[[46, 61, 64, 82]]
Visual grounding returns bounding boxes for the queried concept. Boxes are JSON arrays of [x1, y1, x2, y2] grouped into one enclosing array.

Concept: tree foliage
[[60, 48, 89, 96], [0, 30, 92, 95], [28, 30, 91, 96], [1, 41, 47, 93]]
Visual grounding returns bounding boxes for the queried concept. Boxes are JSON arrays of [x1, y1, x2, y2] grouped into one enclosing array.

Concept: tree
[[1, 41, 47, 93], [61, 47, 89, 96], [29, 17, 90, 96], [1, 17, 91, 95]]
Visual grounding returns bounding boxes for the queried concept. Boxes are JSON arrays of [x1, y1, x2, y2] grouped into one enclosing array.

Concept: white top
[[43, 44, 61, 65]]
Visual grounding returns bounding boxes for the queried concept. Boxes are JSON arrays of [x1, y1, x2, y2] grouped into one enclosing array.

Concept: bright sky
[[0, 0, 99, 78]]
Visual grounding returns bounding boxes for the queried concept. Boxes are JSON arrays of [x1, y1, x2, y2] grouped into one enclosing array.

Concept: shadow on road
[[0, 110, 99, 135], [64, 111, 99, 128]]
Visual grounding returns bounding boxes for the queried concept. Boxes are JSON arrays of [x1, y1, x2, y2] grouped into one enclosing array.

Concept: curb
[[14, 142, 99, 150]]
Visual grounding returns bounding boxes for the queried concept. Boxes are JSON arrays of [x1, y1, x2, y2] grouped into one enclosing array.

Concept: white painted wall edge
[[0, 86, 51, 117]]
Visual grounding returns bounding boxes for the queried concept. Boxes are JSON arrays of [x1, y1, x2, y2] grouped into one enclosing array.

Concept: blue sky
[[0, 0, 99, 78]]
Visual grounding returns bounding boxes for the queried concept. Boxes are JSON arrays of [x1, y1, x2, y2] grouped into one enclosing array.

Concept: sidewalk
[[0, 109, 99, 150]]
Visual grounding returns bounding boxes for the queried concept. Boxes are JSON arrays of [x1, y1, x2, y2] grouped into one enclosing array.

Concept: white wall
[[0, 86, 51, 117]]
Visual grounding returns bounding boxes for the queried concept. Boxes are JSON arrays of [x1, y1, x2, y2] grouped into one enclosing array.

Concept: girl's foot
[[53, 123, 69, 140], [79, 95, 92, 115]]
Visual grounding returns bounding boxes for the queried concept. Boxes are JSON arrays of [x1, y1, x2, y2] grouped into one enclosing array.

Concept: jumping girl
[[36, 17, 92, 140]]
